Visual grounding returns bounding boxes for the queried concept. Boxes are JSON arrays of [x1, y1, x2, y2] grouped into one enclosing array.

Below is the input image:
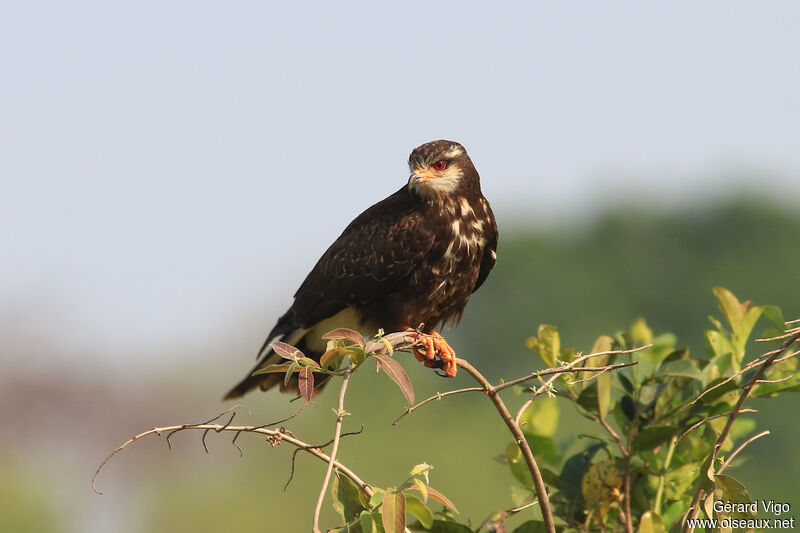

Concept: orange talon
[[405, 329, 458, 377]]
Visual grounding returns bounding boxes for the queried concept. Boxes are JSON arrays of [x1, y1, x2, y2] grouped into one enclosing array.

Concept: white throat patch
[[411, 166, 463, 199]]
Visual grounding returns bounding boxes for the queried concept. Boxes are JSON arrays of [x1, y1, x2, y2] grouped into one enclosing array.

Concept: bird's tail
[[222, 322, 309, 400]]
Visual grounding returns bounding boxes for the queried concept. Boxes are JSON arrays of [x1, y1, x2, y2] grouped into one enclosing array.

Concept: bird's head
[[407, 140, 478, 200]]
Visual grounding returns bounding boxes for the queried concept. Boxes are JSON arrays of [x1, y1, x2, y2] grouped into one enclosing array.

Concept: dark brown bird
[[224, 140, 498, 399]]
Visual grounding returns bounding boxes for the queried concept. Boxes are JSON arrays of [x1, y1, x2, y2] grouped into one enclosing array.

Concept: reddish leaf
[[424, 486, 459, 513], [381, 489, 406, 533], [272, 341, 304, 360], [322, 328, 365, 346], [375, 354, 415, 404], [298, 366, 314, 403]]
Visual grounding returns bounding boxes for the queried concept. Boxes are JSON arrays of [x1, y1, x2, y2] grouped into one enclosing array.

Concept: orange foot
[[405, 330, 458, 377]]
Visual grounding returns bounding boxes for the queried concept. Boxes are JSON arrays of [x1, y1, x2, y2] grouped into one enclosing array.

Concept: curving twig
[[394, 355, 643, 425], [717, 430, 770, 474], [92, 404, 373, 499], [456, 358, 557, 533], [675, 409, 758, 444], [313, 368, 352, 533], [684, 332, 800, 532]]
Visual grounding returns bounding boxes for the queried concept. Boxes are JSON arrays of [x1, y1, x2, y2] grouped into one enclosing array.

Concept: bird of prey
[[224, 140, 498, 399]]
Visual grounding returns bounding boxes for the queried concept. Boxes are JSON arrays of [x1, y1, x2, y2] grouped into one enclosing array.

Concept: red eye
[[433, 160, 447, 171]]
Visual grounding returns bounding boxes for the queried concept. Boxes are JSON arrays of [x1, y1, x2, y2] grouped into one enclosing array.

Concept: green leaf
[[590, 335, 614, 418], [713, 287, 745, 333], [522, 396, 559, 437], [638, 510, 665, 533], [510, 484, 534, 506], [715, 474, 756, 520], [662, 499, 688, 531], [654, 377, 690, 420], [348, 345, 368, 367], [409, 521, 472, 532], [698, 377, 739, 405], [576, 382, 598, 414], [663, 463, 701, 501], [523, 434, 561, 466], [705, 330, 734, 359], [412, 479, 427, 502], [369, 489, 385, 509], [284, 360, 298, 387], [410, 463, 432, 483], [631, 426, 676, 451], [560, 444, 602, 502], [512, 520, 547, 533], [531, 324, 560, 368], [619, 373, 634, 393], [359, 510, 382, 533], [404, 493, 433, 529], [539, 467, 561, 489], [298, 356, 321, 367], [631, 317, 653, 345], [701, 352, 732, 385], [652, 360, 702, 380], [321, 348, 350, 370], [374, 354, 415, 404], [712, 287, 764, 362], [332, 471, 368, 523], [506, 442, 534, 490], [734, 306, 763, 355], [381, 489, 406, 533]]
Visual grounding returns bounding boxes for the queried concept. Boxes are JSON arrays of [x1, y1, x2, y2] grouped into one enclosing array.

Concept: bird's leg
[[404, 329, 458, 378]]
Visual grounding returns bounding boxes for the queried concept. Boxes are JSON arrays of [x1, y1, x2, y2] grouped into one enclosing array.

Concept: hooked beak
[[409, 168, 435, 186]]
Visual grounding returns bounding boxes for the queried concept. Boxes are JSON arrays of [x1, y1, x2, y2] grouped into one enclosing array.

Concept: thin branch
[[675, 409, 758, 444], [495, 346, 649, 394], [684, 332, 800, 532], [755, 326, 800, 342], [392, 387, 484, 425], [598, 416, 628, 456], [475, 500, 541, 533], [756, 375, 793, 384], [457, 359, 556, 533], [395, 358, 641, 426], [717, 430, 770, 475], [689, 351, 778, 405], [285, 427, 364, 491], [313, 368, 352, 533], [772, 349, 800, 365], [92, 404, 373, 500], [512, 354, 641, 427]]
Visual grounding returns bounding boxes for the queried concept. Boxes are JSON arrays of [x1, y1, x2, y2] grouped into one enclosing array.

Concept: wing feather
[[292, 188, 436, 326]]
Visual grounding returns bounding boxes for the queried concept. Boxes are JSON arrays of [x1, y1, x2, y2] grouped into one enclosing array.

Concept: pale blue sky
[[2, 2, 799, 365]]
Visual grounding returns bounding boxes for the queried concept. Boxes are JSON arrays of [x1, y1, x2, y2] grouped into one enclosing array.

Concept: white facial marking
[[412, 164, 463, 198], [442, 146, 464, 159]]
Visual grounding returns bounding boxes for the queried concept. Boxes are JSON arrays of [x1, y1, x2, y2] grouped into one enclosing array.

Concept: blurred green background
[[4, 196, 798, 532]]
